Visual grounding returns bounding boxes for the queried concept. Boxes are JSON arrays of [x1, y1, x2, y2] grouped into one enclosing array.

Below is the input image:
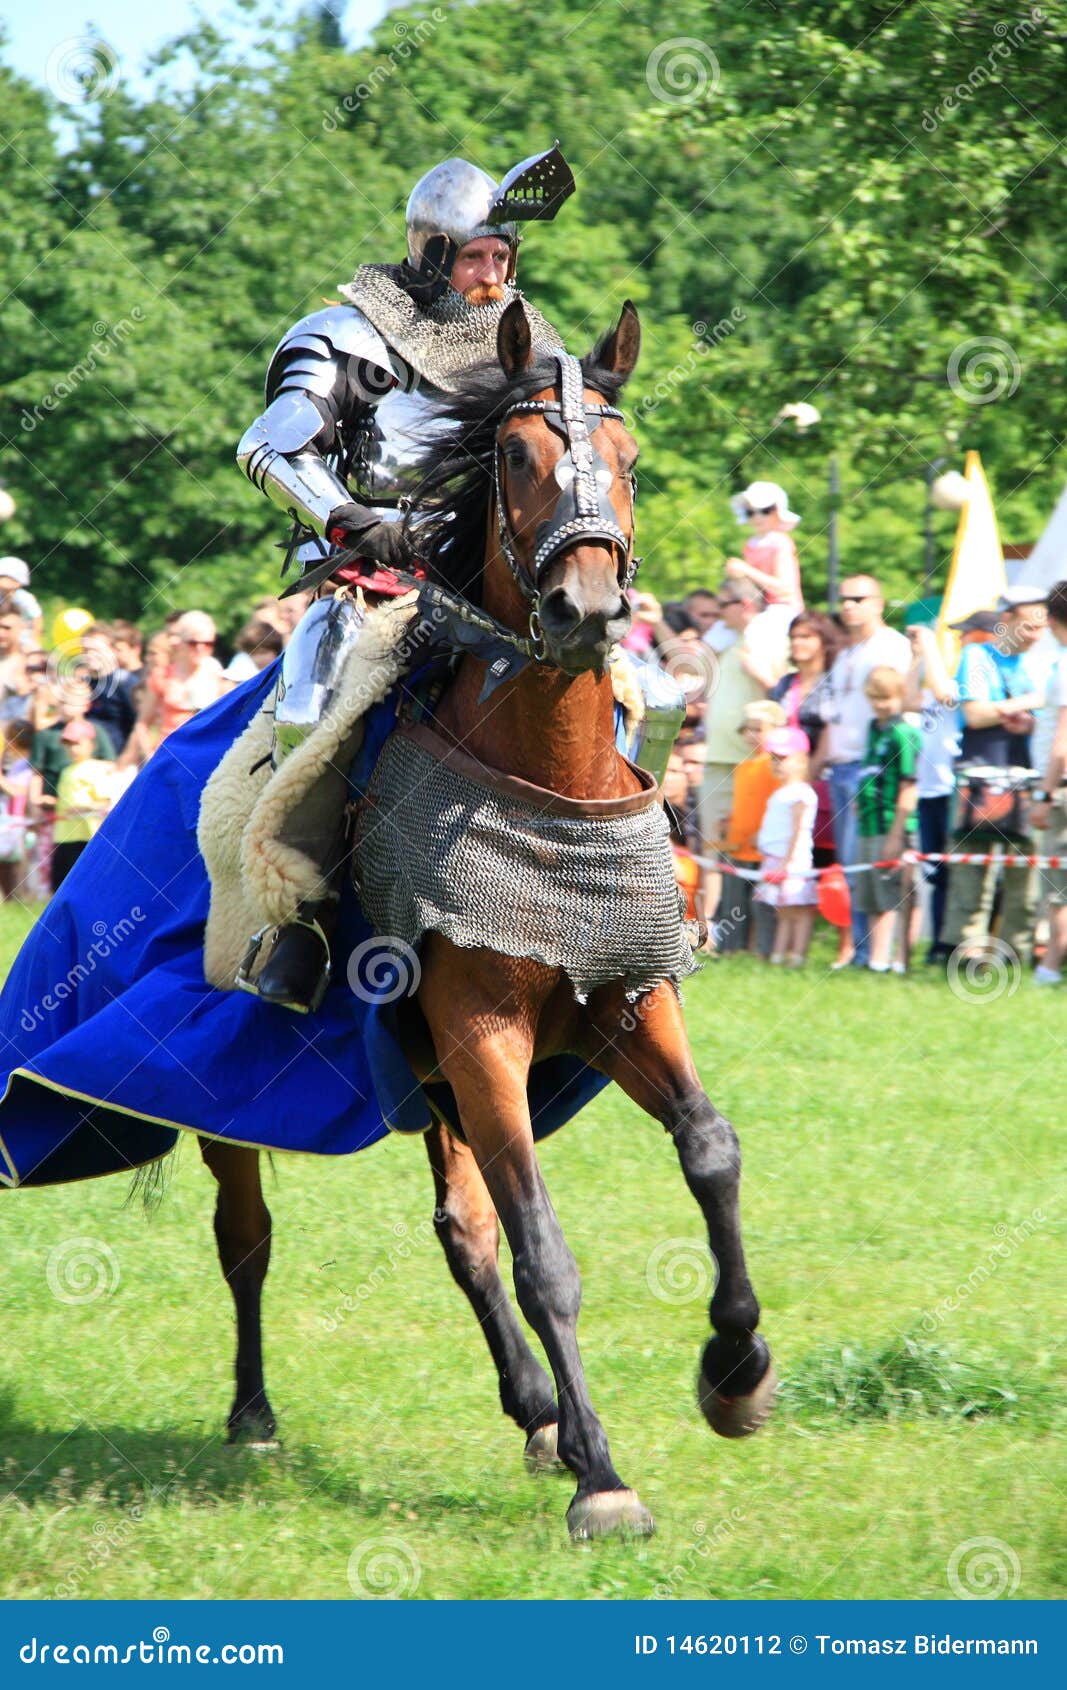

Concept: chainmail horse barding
[[349, 299, 776, 1541]]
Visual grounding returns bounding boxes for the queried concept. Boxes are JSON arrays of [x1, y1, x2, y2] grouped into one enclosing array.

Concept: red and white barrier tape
[[0, 810, 109, 828], [694, 849, 1067, 882]]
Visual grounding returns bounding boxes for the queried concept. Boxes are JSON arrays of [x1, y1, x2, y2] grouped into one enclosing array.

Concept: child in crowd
[[754, 726, 819, 965], [715, 699, 787, 955], [725, 480, 804, 652], [52, 720, 115, 890], [855, 665, 921, 972], [0, 719, 36, 900]]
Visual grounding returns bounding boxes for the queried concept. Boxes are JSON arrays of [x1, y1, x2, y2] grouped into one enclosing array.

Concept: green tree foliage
[[0, 0, 1063, 632]]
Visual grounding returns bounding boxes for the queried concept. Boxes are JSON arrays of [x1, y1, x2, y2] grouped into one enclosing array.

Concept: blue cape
[[0, 664, 608, 1187]]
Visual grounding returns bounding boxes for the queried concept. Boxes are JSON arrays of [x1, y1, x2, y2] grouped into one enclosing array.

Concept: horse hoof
[[227, 1409, 279, 1451], [567, 1489, 655, 1541], [524, 1422, 565, 1474], [698, 1360, 777, 1438]]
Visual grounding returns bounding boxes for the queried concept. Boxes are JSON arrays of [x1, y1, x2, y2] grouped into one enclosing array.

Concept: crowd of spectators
[[623, 482, 1067, 980], [0, 556, 307, 903], [3, 505, 1067, 989]]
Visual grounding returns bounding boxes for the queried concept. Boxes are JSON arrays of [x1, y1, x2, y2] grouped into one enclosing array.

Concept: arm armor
[[236, 305, 400, 535]]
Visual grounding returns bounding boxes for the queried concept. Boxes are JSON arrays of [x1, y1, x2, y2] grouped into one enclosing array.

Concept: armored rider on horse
[[235, 148, 564, 1012], [233, 147, 685, 1014]]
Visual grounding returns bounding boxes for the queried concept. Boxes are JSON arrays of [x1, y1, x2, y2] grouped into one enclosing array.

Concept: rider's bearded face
[[450, 237, 512, 304]]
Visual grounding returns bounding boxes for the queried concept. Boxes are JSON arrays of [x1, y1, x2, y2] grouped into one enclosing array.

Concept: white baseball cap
[[995, 584, 1046, 612], [0, 555, 30, 587], [730, 481, 800, 529]]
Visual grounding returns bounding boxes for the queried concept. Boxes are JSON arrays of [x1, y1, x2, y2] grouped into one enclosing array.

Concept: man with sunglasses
[[813, 575, 910, 965], [942, 584, 1050, 967]]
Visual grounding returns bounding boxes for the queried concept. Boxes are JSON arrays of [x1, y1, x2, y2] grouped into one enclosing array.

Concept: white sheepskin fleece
[[197, 595, 420, 987]]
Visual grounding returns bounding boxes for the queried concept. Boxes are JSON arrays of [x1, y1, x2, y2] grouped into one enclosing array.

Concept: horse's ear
[[497, 298, 534, 379], [595, 300, 641, 382]]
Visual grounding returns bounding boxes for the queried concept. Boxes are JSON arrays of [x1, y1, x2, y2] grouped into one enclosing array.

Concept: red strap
[[332, 561, 425, 598]]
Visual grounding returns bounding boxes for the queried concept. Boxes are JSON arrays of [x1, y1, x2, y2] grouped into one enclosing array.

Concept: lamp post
[[827, 453, 840, 612], [923, 459, 947, 596], [775, 403, 840, 607], [923, 461, 969, 596]]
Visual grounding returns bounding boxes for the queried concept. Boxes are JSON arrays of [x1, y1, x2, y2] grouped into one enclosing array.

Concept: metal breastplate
[[344, 383, 456, 503]]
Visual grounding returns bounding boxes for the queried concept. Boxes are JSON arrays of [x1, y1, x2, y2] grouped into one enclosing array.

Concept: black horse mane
[[400, 343, 629, 604]]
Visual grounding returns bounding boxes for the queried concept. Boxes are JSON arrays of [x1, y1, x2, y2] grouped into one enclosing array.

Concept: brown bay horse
[[200, 300, 774, 1540]]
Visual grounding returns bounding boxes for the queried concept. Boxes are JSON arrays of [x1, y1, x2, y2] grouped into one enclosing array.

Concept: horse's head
[[493, 300, 641, 674]]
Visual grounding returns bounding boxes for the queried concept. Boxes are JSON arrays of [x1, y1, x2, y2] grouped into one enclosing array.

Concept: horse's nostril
[[538, 587, 583, 638]]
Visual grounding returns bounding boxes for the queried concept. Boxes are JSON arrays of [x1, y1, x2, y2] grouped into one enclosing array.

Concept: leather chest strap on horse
[[396, 718, 660, 819]]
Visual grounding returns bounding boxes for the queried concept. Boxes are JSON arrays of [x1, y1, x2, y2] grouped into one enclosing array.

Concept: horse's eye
[[503, 444, 527, 471]]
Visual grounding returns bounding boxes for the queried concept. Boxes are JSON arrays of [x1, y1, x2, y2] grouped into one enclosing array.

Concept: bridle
[[494, 352, 639, 659], [326, 352, 639, 680]]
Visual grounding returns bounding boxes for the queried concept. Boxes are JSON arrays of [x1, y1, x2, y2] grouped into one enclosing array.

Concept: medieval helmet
[[406, 159, 517, 272], [404, 146, 575, 295]]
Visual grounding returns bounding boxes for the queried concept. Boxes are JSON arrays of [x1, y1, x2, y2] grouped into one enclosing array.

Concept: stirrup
[[234, 919, 331, 1014], [683, 915, 710, 952]]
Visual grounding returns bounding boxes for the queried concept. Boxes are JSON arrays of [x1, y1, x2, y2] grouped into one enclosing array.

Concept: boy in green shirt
[[856, 666, 921, 971]]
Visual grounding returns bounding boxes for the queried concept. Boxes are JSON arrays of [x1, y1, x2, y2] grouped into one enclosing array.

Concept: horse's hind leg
[[199, 1136, 278, 1446], [583, 984, 776, 1438], [424, 1119, 561, 1469]]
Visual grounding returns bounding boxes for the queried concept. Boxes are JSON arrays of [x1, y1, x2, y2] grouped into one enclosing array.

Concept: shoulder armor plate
[[266, 305, 398, 406]]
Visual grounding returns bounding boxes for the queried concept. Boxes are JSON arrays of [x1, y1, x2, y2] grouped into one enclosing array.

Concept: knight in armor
[[233, 148, 574, 1012]]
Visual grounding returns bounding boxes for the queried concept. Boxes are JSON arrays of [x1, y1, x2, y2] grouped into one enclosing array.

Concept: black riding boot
[[242, 903, 333, 1014]]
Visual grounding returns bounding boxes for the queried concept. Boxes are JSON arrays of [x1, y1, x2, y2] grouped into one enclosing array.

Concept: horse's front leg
[[420, 950, 653, 1540], [582, 982, 776, 1438], [199, 1136, 278, 1446], [423, 1118, 562, 1469]]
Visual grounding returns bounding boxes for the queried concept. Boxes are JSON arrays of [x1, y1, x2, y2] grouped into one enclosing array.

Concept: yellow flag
[[936, 450, 1006, 668]]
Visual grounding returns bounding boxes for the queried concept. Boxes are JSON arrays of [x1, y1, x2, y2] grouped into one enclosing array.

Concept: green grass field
[[0, 902, 1063, 1601]]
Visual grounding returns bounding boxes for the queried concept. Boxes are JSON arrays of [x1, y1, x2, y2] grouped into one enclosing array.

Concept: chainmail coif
[[338, 266, 562, 393], [354, 728, 696, 1003]]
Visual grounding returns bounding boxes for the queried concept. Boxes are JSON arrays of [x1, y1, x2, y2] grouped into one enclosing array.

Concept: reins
[[328, 352, 639, 672]]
